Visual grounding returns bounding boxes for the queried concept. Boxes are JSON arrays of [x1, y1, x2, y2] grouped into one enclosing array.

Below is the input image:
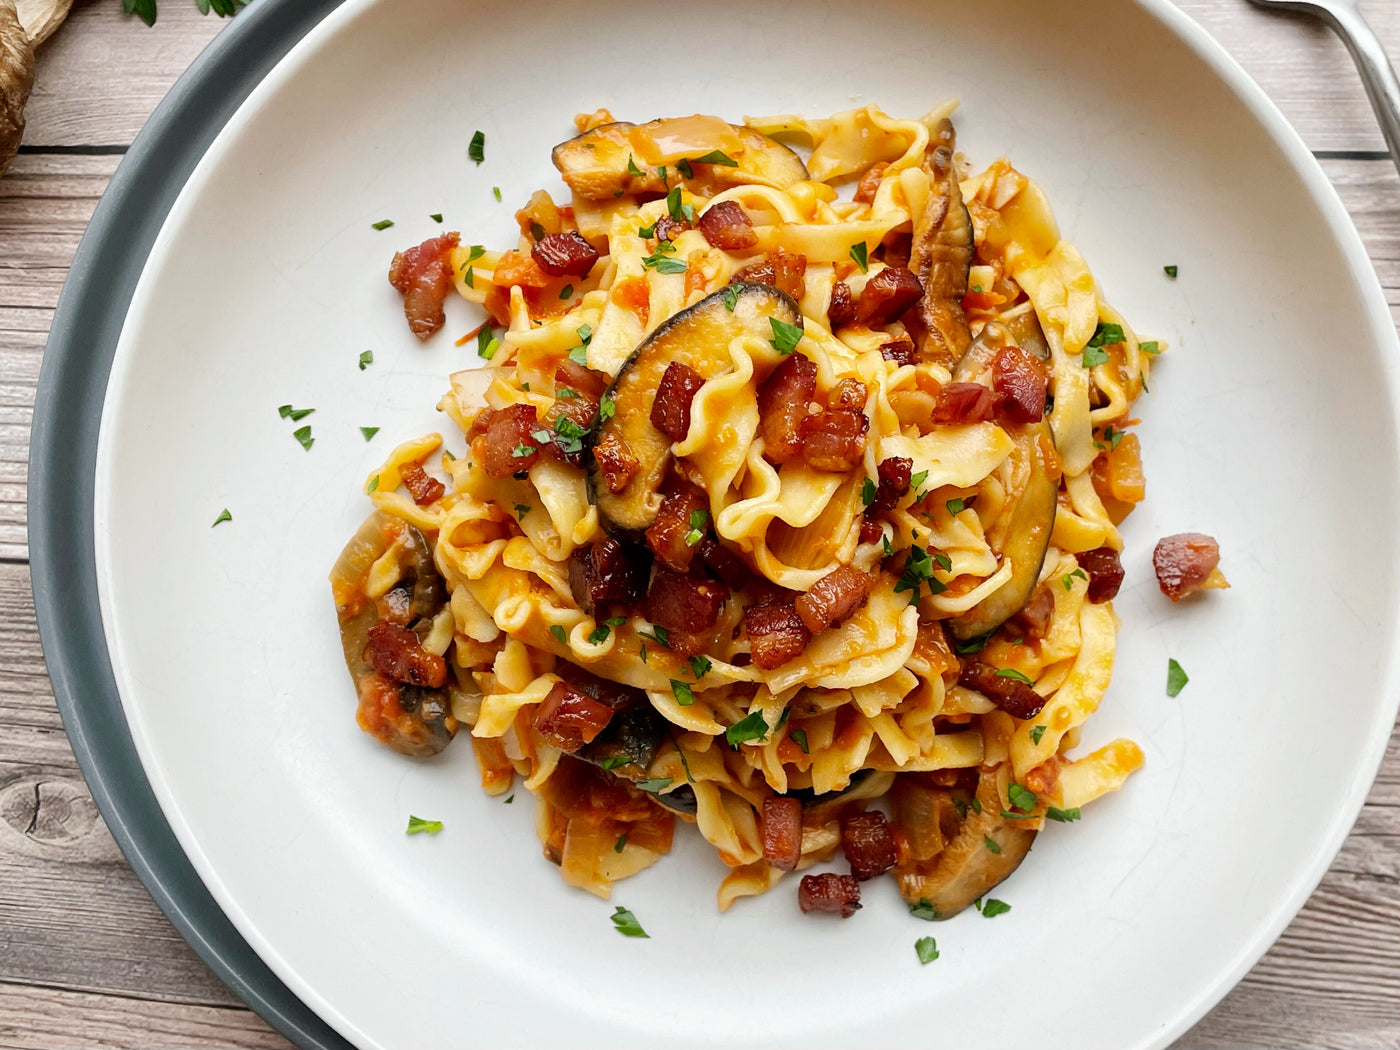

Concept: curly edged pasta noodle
[[332, 103, 1152, 917]]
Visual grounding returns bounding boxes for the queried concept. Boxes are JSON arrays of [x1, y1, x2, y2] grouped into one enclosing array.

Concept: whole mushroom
[[0, 0, 34, 178]]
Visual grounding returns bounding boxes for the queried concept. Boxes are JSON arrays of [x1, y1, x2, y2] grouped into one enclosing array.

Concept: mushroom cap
[[0, 0, 35, 178], [17, 0, 73, 47]]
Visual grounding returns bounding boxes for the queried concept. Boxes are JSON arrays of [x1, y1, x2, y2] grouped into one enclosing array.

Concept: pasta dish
[[330, 104, 1153, 919]]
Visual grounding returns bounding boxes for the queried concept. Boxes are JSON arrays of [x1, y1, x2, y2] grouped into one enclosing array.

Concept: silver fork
[[1246, 0, 1400, 171]]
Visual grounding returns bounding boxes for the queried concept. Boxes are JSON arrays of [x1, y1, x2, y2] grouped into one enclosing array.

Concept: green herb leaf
[[1087, 322, 1125, 349], [908, 898, 938, 921], [367, 475, 380, 493], [557, 386, 580, 399], [996, 668, 1034, 685], [670, 679, 695, 706], [406, 815, 442, 835], [211, 508, 232, 527], [657, 165, 668, 186], [1029, 725, 1046, 745], [278, 404, 314, 421], [358, 350, 374, 371], [466, 244, 485, 262], [984, 835, 1002, 854], [468, 130, 486, 165], [1164, 265, 1178, 279], [882, 534, 893, 557], [790, 728, 809, 754], [598, 394, 616, 422], [371, 219, 394, 231], [945, 497, 967, 515], [676, 158, 694, 179], [1001, 810, 1037, 820], [1167, 657, 1189, 697], [723, 285, 740, 312], [613, 834, 627, 853], [569, 345, 589, 366], [849, 242, 869, 273], [1139, 340, 1160, 355], [492, 186, 502, 201], [463, 266, 475, 289], [610, 906, 649, 938], [915, 937, 940, 964], [910, 470, 929, 489], [666, 185, 687, 223], [626, 155, 645, 179], [640, 625, 670, 648], [504, 794, 514, 804], [1046, 806, 1081, 823], [1099, 424, 1125, 451], [513, 503, 530, 520], [510, 443, 537, 459], [1063, 568, 1088, 590], [122, 0, 157, 27], [549, 624, 568, 645], [980, 898, 1012, 918], [1007, 782, 1038, 812], [1082, 345, 1109, 368], [637, 222, 657, 238], [768, 317, 804, 355], [689, 149, 739, 167], [933, 552, 952, 572], [292, 425, 314, 451], [955, 635, 989, 655], [726, 710, 770, 747], [429, 213, 443, 223], [560, 284, 574, 300], [636, 777, 673, 793], [861, 477, 876, 506], [642, 248, 687, 274], [689, 655, 712, 679]]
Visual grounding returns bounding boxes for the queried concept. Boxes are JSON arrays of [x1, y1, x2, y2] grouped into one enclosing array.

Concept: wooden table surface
[[2, 2, 1398, 1047]]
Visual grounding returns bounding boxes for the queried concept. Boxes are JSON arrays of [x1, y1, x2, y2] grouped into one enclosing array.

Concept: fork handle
[[1321, 3, 1400, 171]]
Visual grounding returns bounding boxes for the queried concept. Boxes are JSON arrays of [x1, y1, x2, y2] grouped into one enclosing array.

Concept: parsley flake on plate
[[610, 906, 649, 938], [211, 508, 232, 527], [358, 350, 373, 371], [915, 937, 940, 964], [1167, 657, 1189, 697], [360, 427, 379, 441], [468, 130, 485, 164], [406, 815, 442, 835], [371, 219, 394, 231]]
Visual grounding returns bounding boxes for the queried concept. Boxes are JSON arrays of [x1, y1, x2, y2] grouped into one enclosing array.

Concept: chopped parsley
[[723, 285, 740, 312], [610, 906, 648, 938], [946, 497, 967, 515], [503, 794, 514, 804], [292, 425, 314, 451], [849, 242, 869, 273], [366, 475, 380, 493], [529, 221, 547, 243], [430, 213, 443, 223], [477, 324, 499, 360], [768, 316, 803, 355], [637, 222, 657, 238], [468, 244, 486, 262], [492, 186, 502, 201], [665, 185, 694, 224], [1087, 322, 1125, 348], [861, 477, 877, 506], [510, 442, 537, 458], [1046, 806, 1081, 823], [955, 634, 989, 655], [1063, 568, 1087, 590], [1167, 657, 1189, 697], [211, 508, 232, 527], [639, 625, 670, 648], [549, 624, 568, 645], [554, 416, 589, 455], [1139, 340, 1160, 355], [915, 937, 940, 964], [1164, 265, 1178, 278], [969, 797, 982, 814], [910, 469, 929, 489], [626, 154, 645, 179], [895, 544, 947, 606], [468, 130, 485, 164], [685, 507, 709, 546], [614, 834, 628, 853], [358, 350, 374, 371], [636, 777, 673, 793], [1096, 424, 1125, 452], [463, 266, 475, 288], [569, 345, 589, 366], [984, 835, 1002, 854], [559, 284, 573, 300], [1029, 725, 1047, 745], [1007, 782, 1038, 812], [670, 679, 695, 706], [995, 668, 1034, 685], [557, 386, 580, 399], [371, 219, 394, 231], [790, 728, 809, 754], [405, 815, 442, 835], [725, 710, 770, 747], [513, 503, 530, 520], [642, 247, 687, 274], [689, 149, 738, 167], [588, 616, 626, 645], [688, 655, 712, 679], [598, 394, 616, 422], [980, 898, 1012, 918], [577, 323, 593, 344], [278, 404, 314, 421], [359, 427, 379, 442], [908, 899, 938, 921], [882, 534, 893, 557], [1082, 344, 1109, 368]]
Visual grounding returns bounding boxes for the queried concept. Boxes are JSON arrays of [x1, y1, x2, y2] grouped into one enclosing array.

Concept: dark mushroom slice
[[329, 512, 456, 757], [907, 119, 973, 367], [588, 283, 802, 539], [949, 418, 1058, 641], [552, 118, 808, 202], [892, 768, 1036, 919]]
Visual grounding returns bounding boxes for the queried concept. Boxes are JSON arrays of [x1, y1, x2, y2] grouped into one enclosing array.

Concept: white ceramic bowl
[[94, 1, 1400, 1046]]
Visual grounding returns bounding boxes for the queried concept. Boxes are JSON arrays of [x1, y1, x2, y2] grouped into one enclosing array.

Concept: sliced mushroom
[[0, 0, 34, 179], [892, 767, 1036, 919], [906, 119, 973, 367]]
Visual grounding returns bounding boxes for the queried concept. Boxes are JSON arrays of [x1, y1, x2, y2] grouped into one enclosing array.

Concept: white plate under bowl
[[93, 0, 1400, 1047]]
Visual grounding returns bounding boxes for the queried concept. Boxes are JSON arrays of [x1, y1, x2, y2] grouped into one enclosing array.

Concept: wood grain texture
[[1, 1, 1399, 1048]]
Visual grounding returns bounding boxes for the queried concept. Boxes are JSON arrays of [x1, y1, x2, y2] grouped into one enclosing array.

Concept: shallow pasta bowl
[[28, 0, 1400, 1047]]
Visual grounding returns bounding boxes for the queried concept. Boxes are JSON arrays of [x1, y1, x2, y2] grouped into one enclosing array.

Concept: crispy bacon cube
[[757, 352, 817, 464], [696, 201, 758, 250], [800, 409, 868, 472], [992, 344, 1050, 424], [798, 873, 861, 917], [932, 382, 1002, 426], [363, 621, 447, 689], [733, 249, 807, 302], [829, 281, 857, 330], [856, 266, 923, 326], [841, 810, 897, 880], [871, 456, 913, 513], [645, 568, 728, 632], [1077, 547, 1125, 603], [569, 537, 649, 616], [795, 565, 872, 634], [531, 230, 599, 277], [400, 464, 445, 507], [477, 404, 542, 478], [1153, 533, 1225, 601], [958, 661, 1046, 719], [651, 361, 706, 442], [744, 596, 810, 670], [593, 430, 639, 494], [646, 484, 708, 574], [533, 680, 615, 752], [388, 232, 460, 340]]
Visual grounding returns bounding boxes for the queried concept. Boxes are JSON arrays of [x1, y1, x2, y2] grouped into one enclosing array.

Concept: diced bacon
[[841, 810, 897, 880], [854, 162, 889, 204], [871, 456, 912, 513], [856, 266, 923, 326], [828, 281, 857, 330], [733, 249, 807, 302], [646, 484, 708, 573], [568, 537, 650, 616], [932, 382, 1002, 425], [387, 232, 460, 340], [800, 409, 868, 472], [992, 344, 1049, 424], [645, 568, 728, 632], [957, 661, 1046, 719], [1153, 533, 1226, 601], [652, 215, 691, 243], [880, 335, 917, 367], [795, 565, 873, 634], [400, 464, 445, 507], [830, 379, 868, 411], [593, 430, 639, 494], [859, 517, 884, 546], [533, 680, 615, 752], [757, 353, 817, 464], [555, 360, 608, 400], [696, 536, 752, 590], [1009, 585, 1055, 640], [798, 873, 861, 917], [532, 231, 599, 278], [744, 596, 811, 670], [363, 621, 447, 689], [697, 201, 758, 250], [651, 361, 706, 442], [477, 403, 542, 478], [762, 796, 803, 871], [554, 661, 648, 713], [1076, 547, 1125, 603]]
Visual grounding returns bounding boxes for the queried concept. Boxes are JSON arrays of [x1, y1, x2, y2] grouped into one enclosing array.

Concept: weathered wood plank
[[0, 984, 291, 1050]]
